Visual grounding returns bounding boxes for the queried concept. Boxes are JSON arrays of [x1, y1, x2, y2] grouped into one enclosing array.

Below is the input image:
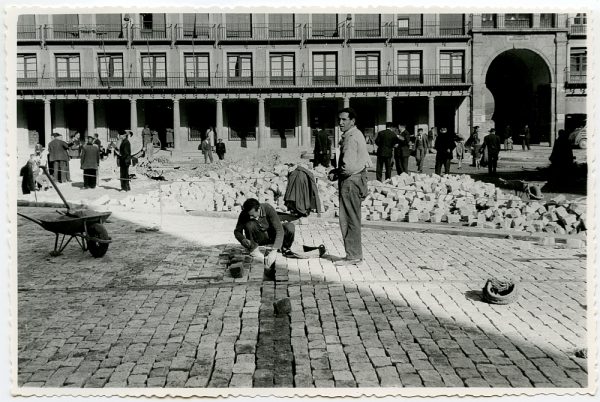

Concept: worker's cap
[[51, 132, 61, 137], [489, 128, 496, 133]]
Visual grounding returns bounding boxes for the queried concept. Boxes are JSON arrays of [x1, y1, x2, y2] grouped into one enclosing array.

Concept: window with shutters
[[226, 14, 252, 38], [17, 15, 37, 39], [355, 52, 379, 84], [311, 14, 338, 37], [141, 53, 167, 86], [185, 53, 210, 85], [439, 14, 464, 35], [228, 53, 252, 85], [55, 54, 81, 86], [354, 14, 380, 37], [397, 51, 422, 83], [17, 54, 37, 85], [140, 13, 166, 39], [270, 53, 295, 84], [397, 14, 422, 36], [96, 14, 123, 39], [182, 13, 210, 38], [313, 52, 337, 84], [439, 51, 464, 83], [269, 14, 295, 39], [98, 54, 123, 86], [481, 14, 496, 28], [53, 14, 79, 39], [504, 14, 532, 28], [569, 48, 586, 83], [540, 13, 556, 28]]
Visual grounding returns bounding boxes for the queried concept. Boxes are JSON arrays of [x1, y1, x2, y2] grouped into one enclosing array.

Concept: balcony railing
[[175, 24, 215, 40], [473, 14, 568, 31], [44, 24, 127, 41], [217, 23, 303, 41], [131, 24, 172, 40], [16, 69, 472, 91], [17, 25, 40, 41], [567, 18, 586, 35], [566, 69, 586, 85]]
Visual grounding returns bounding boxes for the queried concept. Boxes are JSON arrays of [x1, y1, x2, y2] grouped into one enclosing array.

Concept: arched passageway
[[486, 49, 551, 143]]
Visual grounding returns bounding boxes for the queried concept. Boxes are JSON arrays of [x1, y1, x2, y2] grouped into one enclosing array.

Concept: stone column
[[550, 83, 556, 147], [173, 98, 181, 150], [258, 97, 265, 148], [428, 95, 435, 130], [216, 98, 223, 140], [129, 98, 138, 133], [301, 97, 309, 147], [87, 98, 95, 138], [44, 99, 52, 145], [386, 96, 393, 123]]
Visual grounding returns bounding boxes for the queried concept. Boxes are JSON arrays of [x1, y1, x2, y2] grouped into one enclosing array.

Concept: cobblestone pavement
[[16, 207, 588, 389]]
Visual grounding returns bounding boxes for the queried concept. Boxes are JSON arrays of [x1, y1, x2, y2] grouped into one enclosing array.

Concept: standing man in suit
[[394, 123, 411, 175], [116, 130, 131, 191], [80, 135, 100, 189], [411, 128, 429, 173], [481, 128, 502, 175], [313, 121, 331, 168], [47, 132, 70, 183], [434, 127, 456, 175], [374, 122, 398, 181]]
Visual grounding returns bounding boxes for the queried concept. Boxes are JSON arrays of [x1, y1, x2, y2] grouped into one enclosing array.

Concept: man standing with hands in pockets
[[331, 108, 372, 266]]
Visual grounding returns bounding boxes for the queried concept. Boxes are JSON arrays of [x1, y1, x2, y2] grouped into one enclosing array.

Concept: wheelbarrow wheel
[[88, 223, 109, 258]]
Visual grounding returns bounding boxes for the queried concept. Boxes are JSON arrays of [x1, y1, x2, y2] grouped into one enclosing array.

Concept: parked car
[[569, 126, 587, 149]]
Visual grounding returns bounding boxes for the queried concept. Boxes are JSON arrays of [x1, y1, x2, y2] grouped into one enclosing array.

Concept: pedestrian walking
[[142, 124, 153, 160], [481, 128, 502, 175], [47, 132, 70, 183], [467, 126, 482, 168], [454, 132, 465, 169], [428, 126, 437, 153], [411, 128, 429, 173], [20, 154, 37, 195], [375, 122, 398, 181], [313, 122, 332, 168], [206, 127, 216, 152], [116, 130, 131, 191], [199, 137, 213, 163], [334, 108, 371, 266], [216, 138, 226, 160], [520, 124, 531, 150], [434, 128, 456, 175], [394, 123, 411, 175], [80, 135, 100, 189]]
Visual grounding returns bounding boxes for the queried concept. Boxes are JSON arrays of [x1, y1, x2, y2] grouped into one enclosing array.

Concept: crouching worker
[[234, 198, 295, 275]]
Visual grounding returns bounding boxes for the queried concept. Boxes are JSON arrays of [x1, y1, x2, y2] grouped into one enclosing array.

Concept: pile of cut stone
[[113, 159, 585, 235], [363, 173, 585, 234]]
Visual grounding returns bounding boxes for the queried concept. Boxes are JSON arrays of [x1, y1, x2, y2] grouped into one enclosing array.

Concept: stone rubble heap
[[98, 155, 585, 235]]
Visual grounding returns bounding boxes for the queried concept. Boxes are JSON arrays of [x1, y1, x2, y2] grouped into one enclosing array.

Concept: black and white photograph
[[3, 2, 597, 399]]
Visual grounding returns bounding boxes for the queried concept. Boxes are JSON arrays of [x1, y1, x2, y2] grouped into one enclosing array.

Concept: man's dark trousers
[[52, 160, 69, 183], [119, 164, 130, 191], [376, 156, 392, 182], [488, 153, 499, 175], [394, 152, 409, 175], [83, 169, 97, 188], [243, 220, 295, 251], [434, 155, 451, 175], [339, 171, 367, 260]]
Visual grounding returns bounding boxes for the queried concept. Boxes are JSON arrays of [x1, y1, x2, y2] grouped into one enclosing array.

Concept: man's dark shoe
[[333, 258, 363, 266]]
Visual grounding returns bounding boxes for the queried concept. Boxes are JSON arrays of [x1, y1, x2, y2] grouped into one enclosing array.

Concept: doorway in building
[[104, 100, 129, 142], [349, 98, 377, 144], [309, 100, 337, 147], [226, 100, 257, 148], [142, 100, 173, 149], [270, 107, 296, 148], [186, 100, 216, 143], [64, 101, 86, 139], [486, 49, 551, 143], [25, 101, 44, 146]]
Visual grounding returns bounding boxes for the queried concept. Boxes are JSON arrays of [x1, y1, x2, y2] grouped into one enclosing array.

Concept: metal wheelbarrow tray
[[17, 165, 113, 257]]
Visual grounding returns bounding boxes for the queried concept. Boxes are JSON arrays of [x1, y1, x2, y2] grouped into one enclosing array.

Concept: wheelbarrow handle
[[17, 212, 44, 227], [40, 166, 71, 211]]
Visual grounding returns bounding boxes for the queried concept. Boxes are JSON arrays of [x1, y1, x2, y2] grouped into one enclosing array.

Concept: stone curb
[[17, 199, 586, 245]]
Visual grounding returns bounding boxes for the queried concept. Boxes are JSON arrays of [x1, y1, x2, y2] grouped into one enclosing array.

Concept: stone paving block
[[185, 375, 209, 388], [146, 377, 166, 387], [230, 374, 254, 387]]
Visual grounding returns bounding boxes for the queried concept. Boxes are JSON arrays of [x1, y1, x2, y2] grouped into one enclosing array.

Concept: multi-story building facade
[[15, 12, 587, 158]]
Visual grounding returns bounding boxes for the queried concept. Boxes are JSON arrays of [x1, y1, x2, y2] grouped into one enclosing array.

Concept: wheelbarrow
[[17, 166, 112, 257]]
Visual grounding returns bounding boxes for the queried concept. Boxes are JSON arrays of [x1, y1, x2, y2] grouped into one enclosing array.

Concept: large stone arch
[[484, 48, 553, 143]]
